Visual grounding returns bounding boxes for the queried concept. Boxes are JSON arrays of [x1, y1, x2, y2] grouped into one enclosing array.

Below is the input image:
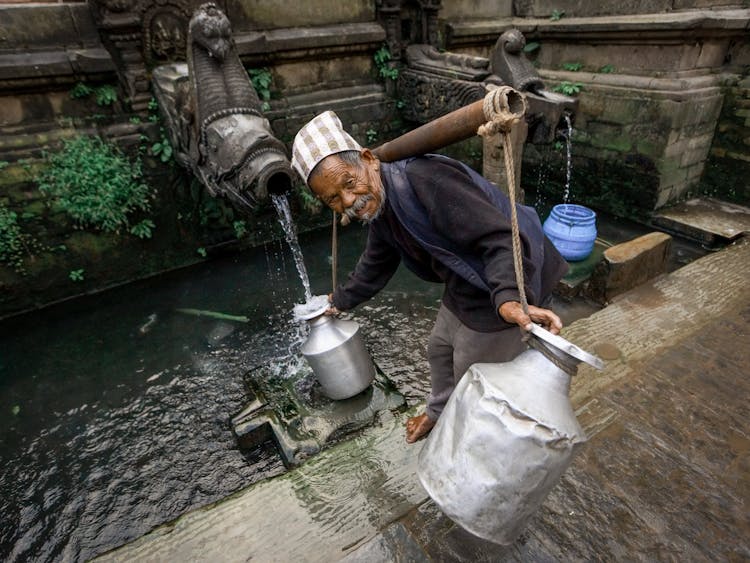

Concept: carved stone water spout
[[152, 3, 294, 213]]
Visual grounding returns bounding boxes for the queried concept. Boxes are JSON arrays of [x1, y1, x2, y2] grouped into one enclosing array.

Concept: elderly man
[[291, 111, 568, 443]]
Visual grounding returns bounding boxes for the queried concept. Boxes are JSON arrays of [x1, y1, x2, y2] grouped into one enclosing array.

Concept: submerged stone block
[[231, 362, 405, 467], [586, 232, 671, 304]]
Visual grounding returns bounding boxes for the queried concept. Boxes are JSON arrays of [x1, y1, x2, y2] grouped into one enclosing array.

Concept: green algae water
[[0, 225, 442, 562]]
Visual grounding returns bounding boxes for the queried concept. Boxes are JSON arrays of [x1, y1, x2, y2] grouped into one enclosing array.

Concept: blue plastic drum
[[543, 204, 597, 261]]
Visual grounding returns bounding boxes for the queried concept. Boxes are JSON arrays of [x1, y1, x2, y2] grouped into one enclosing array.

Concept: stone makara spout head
[[151, 3, 295, 214]]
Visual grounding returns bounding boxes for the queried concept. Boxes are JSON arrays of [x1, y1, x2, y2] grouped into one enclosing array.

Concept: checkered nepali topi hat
[[291, 110, 362, 184]]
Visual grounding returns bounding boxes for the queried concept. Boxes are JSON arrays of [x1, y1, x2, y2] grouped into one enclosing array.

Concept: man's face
[[308, 150, 385, 223]]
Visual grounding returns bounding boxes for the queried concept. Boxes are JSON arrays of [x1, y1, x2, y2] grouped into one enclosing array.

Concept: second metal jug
[[300, 312, 376, 400]]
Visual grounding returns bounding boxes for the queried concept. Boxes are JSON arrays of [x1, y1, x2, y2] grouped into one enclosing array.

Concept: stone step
[[653, 197, 750, 247]]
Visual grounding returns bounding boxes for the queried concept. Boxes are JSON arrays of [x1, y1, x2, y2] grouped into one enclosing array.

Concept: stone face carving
[[154, 3, 294, 212]]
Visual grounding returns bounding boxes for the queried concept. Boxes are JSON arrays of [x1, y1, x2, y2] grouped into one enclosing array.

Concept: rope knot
[[477, 86, 528, 138]]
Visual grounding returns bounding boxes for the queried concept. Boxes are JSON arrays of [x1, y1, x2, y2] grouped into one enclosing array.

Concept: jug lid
[[528, 323, 605, 372], [293, 295, 331, 321]]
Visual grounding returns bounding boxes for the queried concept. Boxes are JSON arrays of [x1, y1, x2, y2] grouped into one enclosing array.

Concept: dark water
[[0, 224, 439, 562]]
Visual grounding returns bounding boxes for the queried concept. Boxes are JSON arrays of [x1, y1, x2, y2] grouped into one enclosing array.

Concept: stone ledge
[[236, 22, 385, 58], [539, 69, 724, 97], [447, 9, 750, 44]]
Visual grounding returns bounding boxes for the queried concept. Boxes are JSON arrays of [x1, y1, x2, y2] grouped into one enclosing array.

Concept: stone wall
[[702, 40, 750, 204], [0, 1, 398, 318], [442, 4, 750, 216], [1, 0, 749, 317]]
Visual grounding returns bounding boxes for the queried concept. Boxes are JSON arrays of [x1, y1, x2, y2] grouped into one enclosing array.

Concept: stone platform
[[653, 197, 750, 247], [97, 238, 750, 562]]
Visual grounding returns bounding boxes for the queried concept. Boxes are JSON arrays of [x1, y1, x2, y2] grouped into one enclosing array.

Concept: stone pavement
[[99, 238, 750, 562]]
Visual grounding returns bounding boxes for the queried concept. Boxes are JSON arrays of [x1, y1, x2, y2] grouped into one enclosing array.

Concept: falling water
[[562, 114, 574, 204], [271, 194, 313, 302]]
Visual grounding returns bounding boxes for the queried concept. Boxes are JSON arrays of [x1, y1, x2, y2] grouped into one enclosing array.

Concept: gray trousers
[[425, 304, 526, 421]]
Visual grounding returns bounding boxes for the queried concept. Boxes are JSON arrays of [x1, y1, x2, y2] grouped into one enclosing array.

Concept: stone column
[[483, 119, 528, 203]]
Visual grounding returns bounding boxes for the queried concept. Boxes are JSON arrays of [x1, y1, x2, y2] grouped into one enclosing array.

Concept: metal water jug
[[417, 324, 603, 545], [299, 303, 376, 400]]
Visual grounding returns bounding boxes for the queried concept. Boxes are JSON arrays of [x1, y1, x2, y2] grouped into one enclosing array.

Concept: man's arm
[[331, 225, 401, 311]]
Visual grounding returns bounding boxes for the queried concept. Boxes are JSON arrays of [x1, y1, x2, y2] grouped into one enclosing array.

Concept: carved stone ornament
[[144, 8, 188, 65], [152, 3, 294, 212]]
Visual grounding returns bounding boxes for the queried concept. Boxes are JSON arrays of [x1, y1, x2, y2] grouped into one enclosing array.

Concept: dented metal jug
[[417, 324, 603, 545]]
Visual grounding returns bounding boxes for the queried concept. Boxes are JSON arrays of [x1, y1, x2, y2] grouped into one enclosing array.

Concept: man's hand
[[499, 301, 563, 335], [325, 292, 341, 316]]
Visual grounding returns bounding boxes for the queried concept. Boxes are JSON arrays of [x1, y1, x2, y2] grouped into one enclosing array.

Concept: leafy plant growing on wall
[[248, 68, 273, 111], [562, 62, 583, 72], [94, 85, 118, 107], [70, 82, 94, 99], [0, 204, 43, 274], [550, 9, 565, 21], [599, 64, 616, 74], [374, 45, 399, 81], [69, 83, 118, 107], [553, 81, 584, 96], [151, 129, 173, 163], [38, 136, 155, 239]]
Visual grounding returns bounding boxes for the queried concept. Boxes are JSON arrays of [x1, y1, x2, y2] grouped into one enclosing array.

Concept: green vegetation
[[69, 268, 85, 282], [197, 247, 207, 257], [562, 62, 583, 72], [233, 220, 248, 239], [94, 85, 118, 107], [366, 128, 378, 145], [70, 82, 94, 99], [69, 82, 118, 107], [374, 45, 399, 81], [37, 136, 155, 239], [599, 64, 616, 74], [248, 68, 273, 111], [0, 204, 43, 273], [550, 9, 565, 21], [296, 184, 322, 215], [553, 81, 584, 96], [523, 41, 540, 54], [151, 130, 173, 163]]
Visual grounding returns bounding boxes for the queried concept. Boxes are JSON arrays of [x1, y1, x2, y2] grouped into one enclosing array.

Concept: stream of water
[[271, 194, 313, 303], [562, 114, 574, 204]]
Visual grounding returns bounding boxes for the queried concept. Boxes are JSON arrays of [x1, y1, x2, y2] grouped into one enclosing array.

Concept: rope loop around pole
[[477, 86, 528, 138], [478, 87, 530, 317]]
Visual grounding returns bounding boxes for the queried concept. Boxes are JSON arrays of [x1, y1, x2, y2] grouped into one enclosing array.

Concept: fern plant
[[248, 68, 273, 111], [0, 204, 43, 274], [38, 136, 155, 237], [374, 46, 399, 80]]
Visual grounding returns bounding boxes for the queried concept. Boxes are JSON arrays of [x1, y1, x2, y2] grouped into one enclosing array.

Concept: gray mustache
[[344, 194, 374, 221]]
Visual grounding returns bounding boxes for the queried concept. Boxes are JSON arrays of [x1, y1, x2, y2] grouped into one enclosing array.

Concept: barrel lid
[[528, 323, 605, 371]]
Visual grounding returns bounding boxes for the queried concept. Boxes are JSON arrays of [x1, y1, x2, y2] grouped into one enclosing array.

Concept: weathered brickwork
[[702, 74, 750, 204]]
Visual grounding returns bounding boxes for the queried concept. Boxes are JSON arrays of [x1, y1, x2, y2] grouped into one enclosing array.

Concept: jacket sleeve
[[405, 157, 539, 311], [331, 224, 401, 311]]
